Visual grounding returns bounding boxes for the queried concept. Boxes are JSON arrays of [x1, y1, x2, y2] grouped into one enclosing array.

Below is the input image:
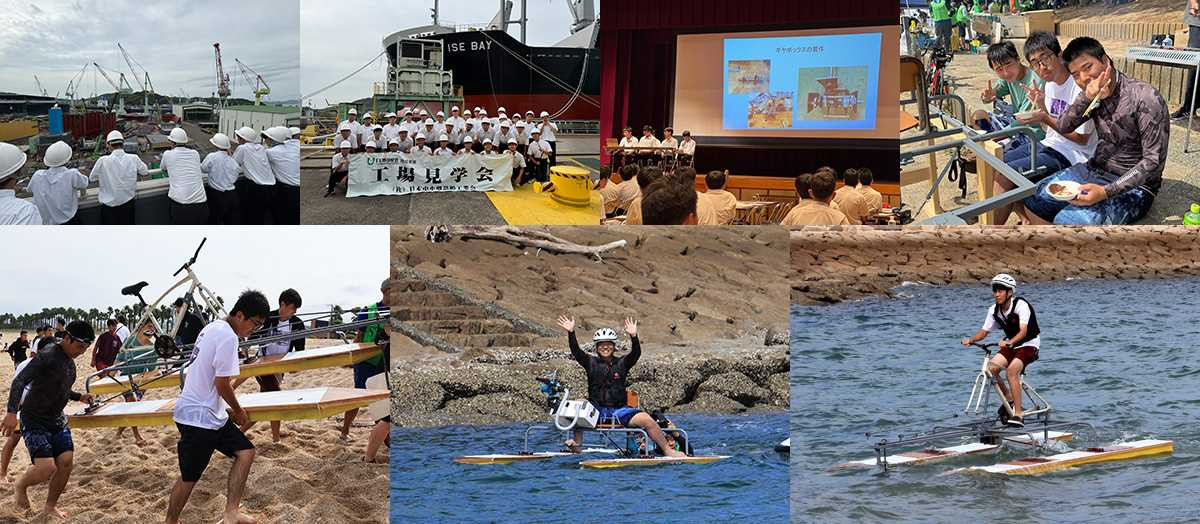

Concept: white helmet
[[482, 138, 492, 145], [209, 133, 232, 150], [415, 133, 426, 140], [373, 124, 384, 132], [540, 111, 550, 117], [436, 111, 445, 117], [0, 142, 27, 182], [424, 118, 435, 125], [338, 140, 352, 149], [289, 126, 301, 137], [348, 108, 358, 115], [991, 273, 1017, 291], [106, 130, 124, 143], [364, 140, 377, 149], [237, 126, 260, 143], [385, 112, 396, 119], [463, 135, 474, 143], [451, 106, 460, 112], [507, 138, 517, 145], [44, 141, 73, 167], [593, 328, 619, 344], [388, 138, 399, 146], [497, 106, 506, 113], [263, 126, 290, 144], [437, 134, 449, 142], [363, 112, 373, 120], [168, 127, 189, 144]]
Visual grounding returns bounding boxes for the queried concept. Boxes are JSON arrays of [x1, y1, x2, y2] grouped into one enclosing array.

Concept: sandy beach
[[0, 336, 387, 523], [790, 225, 1200, 304]]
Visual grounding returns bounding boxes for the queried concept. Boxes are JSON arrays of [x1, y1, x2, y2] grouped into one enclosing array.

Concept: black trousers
[[62, 213, 82, 225], [328, 169, 349, 194], [237, 179, 274, 224], [169, 200, 209, 225], [100, 199, 135, 225], [1183, 26, 1200, 112], [205, 186, 240, 225], [548, 140, 557, 166], [272, 183, 300, 224]]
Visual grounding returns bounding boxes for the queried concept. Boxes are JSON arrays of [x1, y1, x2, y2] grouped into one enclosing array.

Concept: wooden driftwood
[[424, 225, 626, 260]]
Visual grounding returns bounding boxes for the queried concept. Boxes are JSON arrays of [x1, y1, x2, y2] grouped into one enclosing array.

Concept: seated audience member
[[830, 167, 870, 225], [781, 170, 850, 226], [624, 167, 662, 225], [1021, 37, 1167, 225], [856, 168, 884, 216], [640, 179, 697, 225], [695, 170, 738, 225], [614, 164, 642, 215]]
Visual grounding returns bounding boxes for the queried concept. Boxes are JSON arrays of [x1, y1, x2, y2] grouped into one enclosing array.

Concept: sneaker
[[1171, 107, 1194, 120], [997, 405, 1010, 424], [1005, 415, 1024, 428]]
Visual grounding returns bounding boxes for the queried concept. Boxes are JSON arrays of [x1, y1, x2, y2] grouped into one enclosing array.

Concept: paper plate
[[1045, 180, 1081, 202]]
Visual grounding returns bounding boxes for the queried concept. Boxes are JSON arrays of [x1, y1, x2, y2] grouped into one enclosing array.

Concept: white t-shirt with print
[[1043, 76, 1098, 166], [173, 319, 240, 429]]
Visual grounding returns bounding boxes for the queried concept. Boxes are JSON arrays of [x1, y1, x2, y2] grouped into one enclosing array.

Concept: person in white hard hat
[[364, 140, 377, 153], [538, 111, 559, 167], [505, 138, 527, 186], [526, 128, 551, 184], [422, 119, 437, 142], [514, 121, 529, 156], [326, 141, 352, 197], [960, 273, 1042, 429], [463, 119, 479, 152], [89, 130, 148, 224], [495, 120, 515, 150], [387, 138, 400, 152], [232, 126, 274, 224], [477, 120, 493, 152], [434, 135, 453, 157], [262, 126, 299, 224], [401, 109, 419, 137], [201, 133, 241, 225], [369, 125, 385, 153], [448, 106, 464, 130], [412, 133, 432, 156], [395, 128, 413, 153], [341, 108, 362, 151], [382, 113, 401, 143], [457, 135, 476, 156], [160, 128, 208, 225], [0, 142, 41, 225], [289, 127, 301, 144], [443, 121, 461, 151], [480, 137, 497, 155], [28, 141, 88, 225]]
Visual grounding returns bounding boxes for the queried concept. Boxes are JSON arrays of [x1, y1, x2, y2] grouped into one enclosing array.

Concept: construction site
[[299, 0, 602, 225], [2, 38, 299, 224]]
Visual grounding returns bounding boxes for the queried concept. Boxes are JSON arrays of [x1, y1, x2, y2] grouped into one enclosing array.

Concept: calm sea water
[[791, 278, 1200, 523], [391, 413, 788, 523]]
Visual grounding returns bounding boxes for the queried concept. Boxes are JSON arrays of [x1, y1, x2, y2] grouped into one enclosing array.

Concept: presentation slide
[[673, 26, 898, 140], [723, 33, 879, 131]]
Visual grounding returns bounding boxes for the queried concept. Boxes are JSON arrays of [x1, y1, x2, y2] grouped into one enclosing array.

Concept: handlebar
[[173, 237, 207, 277], [969, 342, 997, 353]]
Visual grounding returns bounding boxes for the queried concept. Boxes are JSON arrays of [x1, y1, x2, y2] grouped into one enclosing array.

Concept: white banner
[[346, 152, 514, 197]]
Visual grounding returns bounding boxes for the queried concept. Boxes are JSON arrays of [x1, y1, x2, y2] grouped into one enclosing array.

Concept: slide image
[[797, 66, 867, 121], [728, 60, 770, 94], [747, 92, 794, 129]]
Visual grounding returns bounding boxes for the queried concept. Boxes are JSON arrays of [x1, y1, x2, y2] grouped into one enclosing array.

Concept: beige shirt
[[781, 200, 850, 226], [695, 189, 738, 225], [599, 182, 621, 214], [832, 186, 869, 225], [615, 179, 641, 211], [858, 185, 884, 216], [625, 195, 644, 225]]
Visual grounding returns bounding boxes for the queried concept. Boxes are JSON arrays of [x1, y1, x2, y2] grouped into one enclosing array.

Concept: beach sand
[[0, 336, 387, 523]]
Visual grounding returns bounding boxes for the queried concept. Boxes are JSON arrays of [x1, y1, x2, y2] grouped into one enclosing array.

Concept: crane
[[118, 42, 159, 122], [213, 43, 231, 110], [234, 58, 270, 106], [33, 75, 48, 96], [64, 63, 89, 111], [93, 62, 133, 115]]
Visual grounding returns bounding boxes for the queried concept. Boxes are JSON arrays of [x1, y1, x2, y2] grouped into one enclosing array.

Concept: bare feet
[[15, 483, 31, 512], [563, 439, 581, 453], [663, 449, 687, 458], [221, 510, 257, 524], [38, 507, 68, 520]]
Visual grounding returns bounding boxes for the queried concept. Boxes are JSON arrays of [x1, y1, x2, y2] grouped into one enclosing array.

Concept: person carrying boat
[[237, 288, 305, 442], [1, 320, 95, 519], [166, 290, 269, 524], [555, 314, 686, 458], [92, 319, 145, 445], [960, 273, 1040, 428]]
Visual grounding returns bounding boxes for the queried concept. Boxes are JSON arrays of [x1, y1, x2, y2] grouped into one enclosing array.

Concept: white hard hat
[[363, 112, 373, 119], [500, 120, 510, 127], [420, 109, 429, 115], [337, 122, 351, 132], [438, 134, 448, 141], [592, 328, 619, 344], [525, 110, 534, 115], [451, 106, 460, 112], [515, 121, 526, 128], [403, 108, 413, 115], [339, 140, 351, 149], [289, 127, 301, 137], [507, 138, 517, 145], [44, 141, 72, 167], [473, 106, 482, 112], [480, 119, 490, 125], [499, 113, 508, 120], [237, 126, 260, 142], [415, 133, 426, 140], [497, 106, 506, 113], [0, 142, 28, 182], [388, 138, 399, 146], [436, 111, 445, 117], [479, 108, 488, 114], [385, 112, 396, 119], [463, 108, 473, 115], [463, 135, 474, 143], [445, 121, 455, 127], [168, 127, 189, 144], [540, 111, 550, 117], [106, 130, 124, 143], [209, 133, 232, 150], [466, 119, 476, 126], [424, 118, 434, 125], [373, 124, 384, 131], [482, 138, 492, 145], [364, 140, 377, 149], [992, 273, 1017, 291], [263, 126, 291, 144], [398, 128, 408, 134], [530, 128, 541, 135], [348, 108, 358, 115]]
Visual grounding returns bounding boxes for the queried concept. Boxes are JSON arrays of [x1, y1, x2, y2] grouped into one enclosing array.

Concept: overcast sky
[[300, 0, 597, 107], [0, 227, 387, 317], [0, 0, 300, 101]]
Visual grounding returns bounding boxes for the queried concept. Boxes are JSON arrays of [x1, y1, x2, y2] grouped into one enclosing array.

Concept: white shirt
[[412, 144, 433, 155], [115, 323, 130, 343], [395, 137, 413, 153], [89, 149, 147, 207], [261, 318, 292, 357], [343, 119, 363, 146], [982, 299, 1041, 349], [506, 150, 526, 168], [679, 138, 696, 156], [201, 151, 240, 191], [538, 120, 558, 142], [0, 190, 42, 225], [660, 136, 679, 154], [637, 135, 661, 151], [527, 139, 551, 159], [233, 142, 275, 186], [161, 147, 207, 204], [494, 129, 516, 146], [619, 136, 638, 152], [1042, 75, 1098, 166], [382, 123, 403, 142], [433, 146, 453, 157], [448, 115, 466, 130], [331, 153, 350, 171], [173, 319, 240, 430], [267, 142, 300, 186], [29, 166, 88, 224]]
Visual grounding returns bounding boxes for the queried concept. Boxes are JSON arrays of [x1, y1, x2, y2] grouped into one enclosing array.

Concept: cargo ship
[[384, 0, 598, 121]]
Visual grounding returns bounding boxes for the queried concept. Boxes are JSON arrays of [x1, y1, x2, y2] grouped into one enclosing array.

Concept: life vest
[[361, 302, 385, 366], [993, 297, 1040, 347], [587, 355, 629, 408]]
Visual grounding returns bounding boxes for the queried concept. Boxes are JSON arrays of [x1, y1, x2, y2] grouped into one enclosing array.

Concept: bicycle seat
[[121, 281, 149, 296]]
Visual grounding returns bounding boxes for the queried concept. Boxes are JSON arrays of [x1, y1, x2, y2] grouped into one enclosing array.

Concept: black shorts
[[255, 373, 282, 392], [176, 420, 254, 482]]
